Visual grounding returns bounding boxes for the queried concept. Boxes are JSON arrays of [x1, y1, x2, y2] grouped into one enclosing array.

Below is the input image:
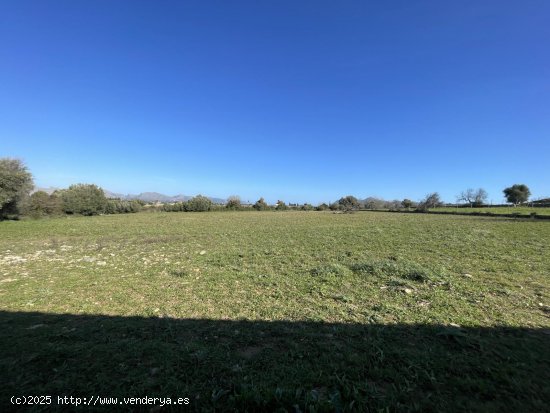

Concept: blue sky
[[1, 1, 549, 204]]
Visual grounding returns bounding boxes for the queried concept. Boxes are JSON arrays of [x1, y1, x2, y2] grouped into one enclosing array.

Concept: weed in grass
[[170, 269, 189, 278], [349, 258, 440, 282], [310, 263, 352, 278]]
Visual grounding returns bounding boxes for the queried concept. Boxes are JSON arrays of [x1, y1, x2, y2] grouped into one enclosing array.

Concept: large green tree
[[60, 184, 107, 216], [503, 184, 530, 206], [187, 195, 212, 212], [0, 158, 34, 219]]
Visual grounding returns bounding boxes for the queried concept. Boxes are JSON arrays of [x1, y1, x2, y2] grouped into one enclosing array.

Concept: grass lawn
[[1, 211, 549, 411]]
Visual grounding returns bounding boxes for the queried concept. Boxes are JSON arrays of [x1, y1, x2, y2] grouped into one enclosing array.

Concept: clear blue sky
[[1, 1, 549, 204]]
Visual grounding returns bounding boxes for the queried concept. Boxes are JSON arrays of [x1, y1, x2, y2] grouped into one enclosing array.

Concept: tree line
[[0, 158, 537, 220]]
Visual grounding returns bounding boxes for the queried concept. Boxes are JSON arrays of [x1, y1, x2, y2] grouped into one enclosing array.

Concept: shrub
[[187, 195, 212, 212], [60, 184, 107, 216], [338, 195, 360, 211], [105, 199, 143, 214], [401, 199, 415, 209], [253, 197, 269, 211], [23, 191, 64, 217], [387, 200, 402, 211], [363, 197, 385, 210], [316, 203, 329, 211], [350, 259, 440, 283], [162, 202, 185, 212], [226, 196, 241, 210], [275, 200, 288, 211]]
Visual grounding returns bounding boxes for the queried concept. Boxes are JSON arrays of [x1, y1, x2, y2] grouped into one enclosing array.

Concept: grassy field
[[431, 206, 550, 216], [1, 211, 549, 412]]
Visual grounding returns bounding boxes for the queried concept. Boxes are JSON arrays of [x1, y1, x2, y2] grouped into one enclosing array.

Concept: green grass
[[431, 206, 550, 216], [1, 211, 549, 411]]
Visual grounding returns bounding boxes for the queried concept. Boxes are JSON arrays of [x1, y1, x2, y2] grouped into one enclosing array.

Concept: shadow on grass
[[1, 311, 549, 412]]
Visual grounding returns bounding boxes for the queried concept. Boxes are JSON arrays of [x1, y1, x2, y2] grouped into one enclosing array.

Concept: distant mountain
[[103, 190, 127, 199], [34, 187, 226, 204], [125, 192, 190, 203], [209, 197, 227, 205]]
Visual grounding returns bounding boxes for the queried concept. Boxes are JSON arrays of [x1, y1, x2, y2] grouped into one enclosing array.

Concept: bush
[[401, 199, 415, 209], [226, 196, 241, 210], [60, 184, 107, 216], [387, 200, 402, 211], [105, 199, 142, 214], [275, 200, 288, 211], [23, 191, 64, 217], [253, 197, 269, 211], [187, 195, 212, 212], [316, 203, 329, 211], [162, 202, 186, 212], [338, 195, 360, 211], [363, 197, 385, 210]]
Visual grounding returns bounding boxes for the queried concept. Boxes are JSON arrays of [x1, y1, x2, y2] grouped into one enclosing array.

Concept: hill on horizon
[[33, 187, 226, 204]]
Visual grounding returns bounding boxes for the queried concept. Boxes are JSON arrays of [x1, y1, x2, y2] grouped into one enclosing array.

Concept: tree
[[329, 202, 341, 211], [417, 192, 442, 211], [226, 196, 241, 210], [401, 199, 415, 210], [457, 188, 488, 207], [316, 203, 329, 211], [275, 200, 288, 211], [364, 197, 384, 210], [503, 184, 530, 206], [60, 184, 107, 216], [253, 197, 269, 211], [23, 191, 64, 217], [338, 195, 360, 211], [473, 188, 488, 206], [24, 190, 50, 217], [187, 195, 212, 212], [0, 158, 34, 219], [387, 200, 402, 211]]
